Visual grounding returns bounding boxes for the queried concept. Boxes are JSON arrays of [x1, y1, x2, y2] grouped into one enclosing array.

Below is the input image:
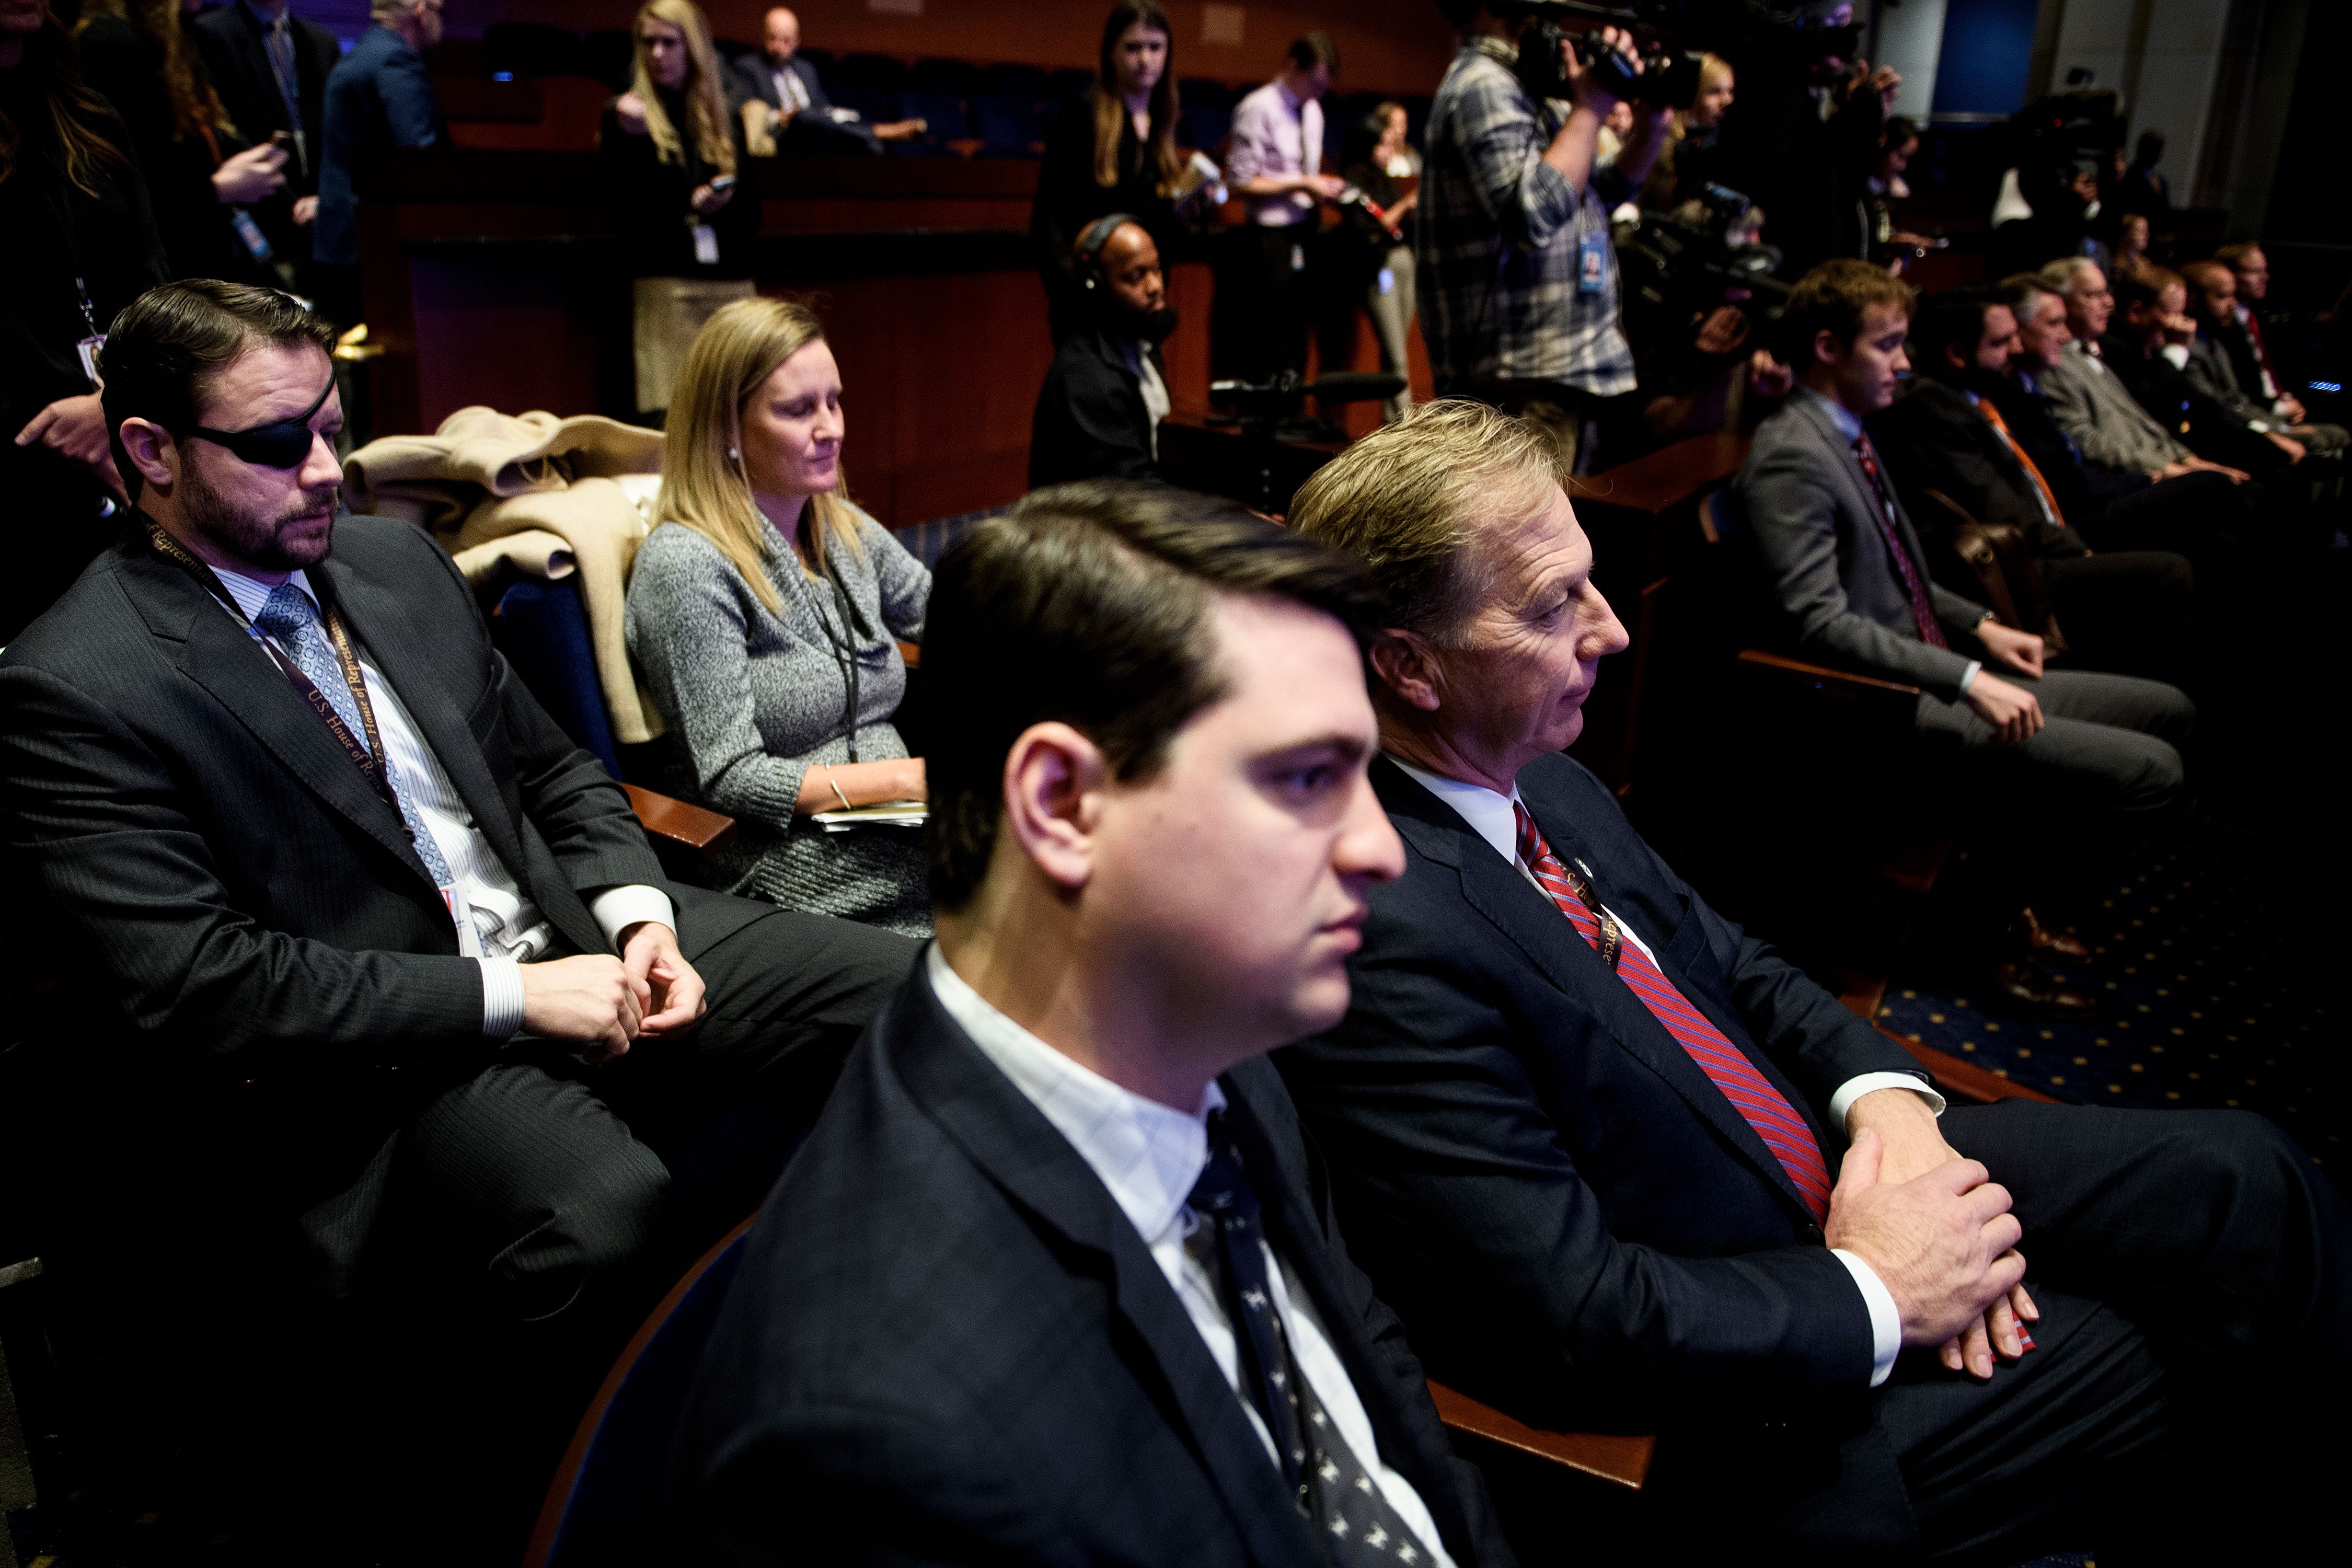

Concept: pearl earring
[[727, 447, 741, 461]]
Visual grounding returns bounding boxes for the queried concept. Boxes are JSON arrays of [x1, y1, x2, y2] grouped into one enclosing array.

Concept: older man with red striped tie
[[1275, 397, 2351, 1562]]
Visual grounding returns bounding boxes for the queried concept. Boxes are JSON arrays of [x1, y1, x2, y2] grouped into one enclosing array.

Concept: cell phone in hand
[[708, 175, 737, 194], [269, 130, 296, 152]]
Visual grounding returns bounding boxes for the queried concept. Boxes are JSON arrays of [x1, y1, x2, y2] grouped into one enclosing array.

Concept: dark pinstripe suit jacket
[[0, 516, 760, 1191], [1277, 756, 1926, 1437], [667, 963, 1512, 1567]]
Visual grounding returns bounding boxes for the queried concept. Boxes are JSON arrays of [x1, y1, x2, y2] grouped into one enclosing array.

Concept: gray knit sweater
[[625, 502, 932, 935]]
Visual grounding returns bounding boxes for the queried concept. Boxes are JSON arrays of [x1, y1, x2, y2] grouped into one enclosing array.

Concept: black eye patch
[[186, 376, 335, 468]]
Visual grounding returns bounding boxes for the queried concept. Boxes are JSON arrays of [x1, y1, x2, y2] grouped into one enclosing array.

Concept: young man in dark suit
[[1278, 398, 2351, 1560], [1739, 259, 2196, 1008], [189, 0, 343, 273], [670, 482, 1513, 1567], [1028, 215, 1173, 489], [1866, 286, 2193, 681], [0, 281, 917, 1549], [313, 0, 447, 326]]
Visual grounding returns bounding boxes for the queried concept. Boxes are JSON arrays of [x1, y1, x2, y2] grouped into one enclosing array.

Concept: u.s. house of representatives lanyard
[[147, 520, 478, 950]]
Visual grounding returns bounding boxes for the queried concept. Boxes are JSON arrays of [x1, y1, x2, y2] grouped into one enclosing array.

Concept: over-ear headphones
[[1075, 212, 1141, 291]]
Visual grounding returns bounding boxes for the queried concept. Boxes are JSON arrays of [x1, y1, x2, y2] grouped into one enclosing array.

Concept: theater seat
[[523, 1224, 1654, 1567], [524, 1219, 756, 1568], [487, 575, 737, 866]]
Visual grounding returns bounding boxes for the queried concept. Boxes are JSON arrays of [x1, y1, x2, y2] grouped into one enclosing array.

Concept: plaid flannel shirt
[[1415, 40, 1635, 396]]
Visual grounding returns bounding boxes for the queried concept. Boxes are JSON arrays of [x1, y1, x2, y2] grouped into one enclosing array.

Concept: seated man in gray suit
[[1734, 259, 2194, 1012]]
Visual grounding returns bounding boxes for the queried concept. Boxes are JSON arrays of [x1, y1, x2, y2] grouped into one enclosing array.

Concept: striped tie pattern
[[1513, 803, 1832, 1220], [1849, 433, 1949, 650]]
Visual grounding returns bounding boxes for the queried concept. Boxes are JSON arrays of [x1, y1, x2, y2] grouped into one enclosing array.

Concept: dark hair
[[1910, 286, 2004, 381], [1883, 114, 1919, 148], [99, 281, 338, 499], [2112, 266, 2181, 314], [924, 482, 1383, 912], [1782, 258, 1917, 350], [1287, 31, 1339, 74], [2214, 240, 2262, 272], [1091, 2, 1182, 194], [0, 11, 135, 196]]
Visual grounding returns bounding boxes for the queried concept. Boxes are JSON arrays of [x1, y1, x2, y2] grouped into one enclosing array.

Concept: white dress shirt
[[212, 567, 673, 1037], [924, 946, 1456, 1565], [1797, 386, 1983, 695], [1226, 78, 1323, 227], [768, 59, 811, 116], [1389, 758, 1923, 1385]]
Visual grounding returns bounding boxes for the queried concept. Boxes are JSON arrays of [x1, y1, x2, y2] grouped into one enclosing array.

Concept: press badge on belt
[[1578, 227, 1607, 294]]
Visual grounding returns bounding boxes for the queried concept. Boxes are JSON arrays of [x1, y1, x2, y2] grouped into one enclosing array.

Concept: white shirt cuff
[[1957, 659, 1982, 694], [589, 885, 676, 952], [478, 955, 526, 1040], [1827, 1073, 1946, 1128], [2160, 343, 2189, 370], [1831, 1248, 1903, 1387]]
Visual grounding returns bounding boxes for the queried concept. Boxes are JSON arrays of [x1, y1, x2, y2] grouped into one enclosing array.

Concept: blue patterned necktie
[[252, 583, 456, 887], [1189, 1120, 1434, 1563]]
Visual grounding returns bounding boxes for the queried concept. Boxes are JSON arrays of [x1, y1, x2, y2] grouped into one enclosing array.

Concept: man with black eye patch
[[0, 280, 915, 1553]]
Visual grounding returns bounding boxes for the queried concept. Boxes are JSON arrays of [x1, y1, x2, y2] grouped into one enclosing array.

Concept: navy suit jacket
[[669, 962, 1510, 1567], [1277, 755, 1929, 1434], [315, 25, 443, 267], [1027, 328, 1159, 489]]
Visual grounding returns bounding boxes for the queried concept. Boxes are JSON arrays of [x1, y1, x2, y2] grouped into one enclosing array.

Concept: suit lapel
[[891, 979, 1318, 1568], [1794, 393, 1932, 603], [1374, 760, 1815, 1219], [136, 552, 434, 886], [319, 558, 536, 892]]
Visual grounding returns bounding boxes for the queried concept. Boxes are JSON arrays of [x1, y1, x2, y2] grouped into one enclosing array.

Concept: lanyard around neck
[[148, 519, 403, 817]]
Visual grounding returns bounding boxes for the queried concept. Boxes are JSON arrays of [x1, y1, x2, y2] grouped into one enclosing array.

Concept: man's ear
[[1367, 628, 1445, 714], [1812, 328, 1845, 370], [117, 417, 178, 493], [999, 721, 1108, 892]]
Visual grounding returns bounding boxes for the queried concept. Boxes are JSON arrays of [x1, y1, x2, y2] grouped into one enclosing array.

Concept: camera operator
[[1713, 1, 1900, 282], [1420, 3, 1669, 471]]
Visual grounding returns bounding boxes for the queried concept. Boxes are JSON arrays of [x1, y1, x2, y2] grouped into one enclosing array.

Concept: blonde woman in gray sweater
[[626, 297, 933, 935]]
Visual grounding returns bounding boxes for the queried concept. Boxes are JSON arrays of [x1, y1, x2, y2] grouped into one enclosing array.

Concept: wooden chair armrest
[[1880, 1025, 2062, 1105], [897, 640, 921, 670], [1734, 649, 1921, 699], [1426, 1380, 1654, 1491], [622, 783, 737, 856]]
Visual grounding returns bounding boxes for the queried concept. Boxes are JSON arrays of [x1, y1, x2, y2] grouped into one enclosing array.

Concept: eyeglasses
[[185, 377, 335, 468]]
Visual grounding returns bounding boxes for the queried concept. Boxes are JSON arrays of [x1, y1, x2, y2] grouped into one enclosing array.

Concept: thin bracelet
[[827, 770, 854, 811]]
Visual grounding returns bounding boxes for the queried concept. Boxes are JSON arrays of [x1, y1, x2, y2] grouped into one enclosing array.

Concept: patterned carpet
[[1876, 820, 2347, 1172]]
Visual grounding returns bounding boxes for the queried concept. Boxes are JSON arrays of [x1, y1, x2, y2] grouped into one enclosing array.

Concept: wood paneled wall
[[490, 0, 1458, 98]]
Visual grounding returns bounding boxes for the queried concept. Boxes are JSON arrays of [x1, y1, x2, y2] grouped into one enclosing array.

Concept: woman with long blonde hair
[[626, 297, 933, 936], [599, 0, 757, 418]]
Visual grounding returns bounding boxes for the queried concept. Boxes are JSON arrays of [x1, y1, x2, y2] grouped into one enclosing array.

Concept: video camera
[[1208, 371, 1408, 439], [1498, 1, 1708, 112], [1615, 179, 1790, 340]]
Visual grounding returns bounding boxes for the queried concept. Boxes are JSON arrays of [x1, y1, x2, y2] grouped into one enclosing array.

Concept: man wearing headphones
[[1028, 215, 1178, 489]]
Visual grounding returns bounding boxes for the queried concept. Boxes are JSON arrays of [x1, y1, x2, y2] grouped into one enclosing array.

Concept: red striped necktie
[[1513, 803, 1833, 1220], [1849, 432, 1949, 650]]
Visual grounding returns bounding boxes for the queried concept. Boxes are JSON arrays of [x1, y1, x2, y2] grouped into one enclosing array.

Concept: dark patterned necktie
[[1188, 1123, 1437, 1563], [1849, 432, 1949, 649], [1512, 805, 1834, 1219]]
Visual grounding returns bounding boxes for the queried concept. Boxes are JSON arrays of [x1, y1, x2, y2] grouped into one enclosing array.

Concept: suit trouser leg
[[1912, 669, 2192, 920], [1885, 1101, 2352, 1560]]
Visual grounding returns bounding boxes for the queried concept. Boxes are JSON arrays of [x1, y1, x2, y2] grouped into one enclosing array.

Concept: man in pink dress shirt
[[1219, 32, 1347, 384]]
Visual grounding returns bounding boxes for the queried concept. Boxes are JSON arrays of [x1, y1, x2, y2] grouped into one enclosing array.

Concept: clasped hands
[[1826, 1089, 2038, 1380], [516, 920, 708, 1064], [1961, 621, 2047, 746]]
